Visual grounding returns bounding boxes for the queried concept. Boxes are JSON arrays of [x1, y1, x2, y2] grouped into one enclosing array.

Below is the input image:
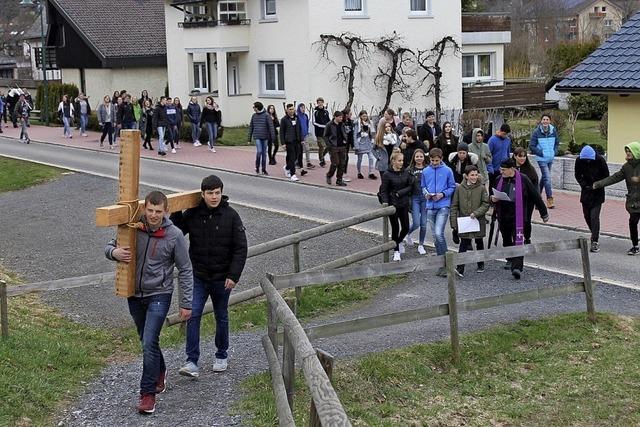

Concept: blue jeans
[[205, 122, 218, 148], [191, 122, 201, 142], [157, 127, 166, 153], [537, 161, 553, 198], [123, 121, 137, 130], [62, 116, 72, 137], [255, 138, 268, 171], [409, 196, 427, 244], [427, 207, 449, 256], [186, 277, 231, 364], [128, 293, 172, 394], [79, 113, 88, 134]]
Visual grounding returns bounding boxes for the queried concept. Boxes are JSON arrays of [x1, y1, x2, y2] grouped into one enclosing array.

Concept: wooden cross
[[95, 129, 202, 297]]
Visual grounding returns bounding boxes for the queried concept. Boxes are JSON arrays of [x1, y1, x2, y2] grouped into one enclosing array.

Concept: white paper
[[457, 216, 481, 234], [491, 188, 511, 202]]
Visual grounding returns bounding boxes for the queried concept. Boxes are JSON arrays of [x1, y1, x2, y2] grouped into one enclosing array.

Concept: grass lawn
[[238, 312, 640, 426], [509, 118, 607, 152], [218, 126, 251, 147], [0, 157, 66, 193]]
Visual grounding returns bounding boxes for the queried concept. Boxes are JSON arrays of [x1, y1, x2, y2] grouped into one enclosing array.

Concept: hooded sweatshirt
[[487, 133, 511, 174], [296, 104, 309, 137], [421, 163, 457, 209], [468, 128, 491, 183], [575, 145, 609, 207], [105, 216, 193, 308], [594, 141, 640, 213]]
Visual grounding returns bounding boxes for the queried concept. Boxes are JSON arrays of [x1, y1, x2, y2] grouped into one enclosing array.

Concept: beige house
[[557, 11, 640, 163], [461, 13, 511, 87], [165, 0, 463, 126], [568, 0, 628, 41]]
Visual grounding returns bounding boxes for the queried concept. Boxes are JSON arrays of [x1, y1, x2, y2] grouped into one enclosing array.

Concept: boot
[[546, 197, 555, 209]]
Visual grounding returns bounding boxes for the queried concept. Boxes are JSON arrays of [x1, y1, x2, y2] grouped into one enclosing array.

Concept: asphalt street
[[0, 136, 637, 289]]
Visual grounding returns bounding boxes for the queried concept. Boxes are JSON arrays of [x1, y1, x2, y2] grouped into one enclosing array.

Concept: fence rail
[[463, 82, 546, 110], [261, 237, 596, 424]]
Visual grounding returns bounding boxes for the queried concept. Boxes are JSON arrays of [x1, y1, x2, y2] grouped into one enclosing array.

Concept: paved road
[[0, 136, 637, 289]]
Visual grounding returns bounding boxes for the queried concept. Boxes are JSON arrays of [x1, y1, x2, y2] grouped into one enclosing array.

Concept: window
[[260, 61, 285, 95], [409, 0, 431, 16], [344, 0, 366, 16], [0, 69, 13, 79], [604, 19, 613, 27], [184, 4, 211, 21], [263, 0, 276, 17], [193, 62, 208, 91], [602, 6, 606, 12], [462, 54, 492, 80], [218, 1, 247, 22]]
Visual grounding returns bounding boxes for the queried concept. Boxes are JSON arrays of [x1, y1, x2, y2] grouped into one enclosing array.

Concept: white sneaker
[[171, 148, 177, 154], [178, 361, 199, 378], [212, 358, 228, 372], [210, 147, 216, 153], [193, 141, 202, 147], [290, 175, 299, 182], [283, 166, 291, 178], [405, 234, 414, 246], [399, 242, 405, 254], [342, 176, 351, 182], [393, 251, 401, 261], [417, 245, 427, 255], [82, 133, 88, 137]]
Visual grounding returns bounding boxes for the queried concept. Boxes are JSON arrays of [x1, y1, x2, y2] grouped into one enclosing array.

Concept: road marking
[[524, 261, 640, 291]]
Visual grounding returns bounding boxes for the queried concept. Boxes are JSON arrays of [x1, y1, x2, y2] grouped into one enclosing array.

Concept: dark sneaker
[[319, 161, 326, 168], [512, 269, 522, 280], [326, 176, 332, 185], [306, 163, 315, 169], [369, 174, 378, 180], [262, 170, 269, 176], [477, 263, 485, 273], [269, 159, 276, 165], [137, 393, 156, 414], [436, 267, 448, 277], [590, 241, 599, 253], [255, 168, 259, 174], [336, 180, 347, 187], [452, 229, 460, 244], [455, 268, 464, 278], [524, 239, 532, 245], [503, 261, 511, 270], [155, 369, 167, 394], [301, 170, 308, 176], [357, 173, 364, 179], [628, 246, 639, 256]]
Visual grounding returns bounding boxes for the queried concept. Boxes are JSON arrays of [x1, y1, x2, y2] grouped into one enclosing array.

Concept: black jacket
[[418, 122, 441, 148], [117, 101, 136, 125], [575, 155, 610, 207], [170, 197, 248, 283], [313, 107, 331, 137], [402, 140, 429, 169], [201, 106, 222, 125], [280, 114, 302, 145], [496, 173, 548, 222], [324, 120, 347, 148], [153, 104, 168, 128], [381, 169, 415, 208], [435, 133, 459, 165]]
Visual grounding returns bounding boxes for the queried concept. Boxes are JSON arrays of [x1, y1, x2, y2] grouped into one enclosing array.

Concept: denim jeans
[[191, 122, 201, 142], [123, 121, 137, 130], [80, 113, 88, 134], [356, 151, 375, 174], [537, 161, 553, 198], [186, 277, 231, 364], [205, 122, 218, 148], [62, 116, 72, 137], [427, 207, 449, 256], [157, 127, 166, 153], [409, 196, 427, 244], [255, 138, 268, 171], [128, 293, 172, 394]]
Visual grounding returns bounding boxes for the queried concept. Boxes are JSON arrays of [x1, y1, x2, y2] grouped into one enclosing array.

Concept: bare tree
[[317, 33, 371, 110], [373, 32, 416, 113], [416, 36, 460, 119]]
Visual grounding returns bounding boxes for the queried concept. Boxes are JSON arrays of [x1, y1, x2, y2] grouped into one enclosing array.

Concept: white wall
[[61, 67, 167, 108]]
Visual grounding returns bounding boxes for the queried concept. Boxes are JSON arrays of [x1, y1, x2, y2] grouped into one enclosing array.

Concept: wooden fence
[[463, 82, 546, 110], [261, 238, 596, 424]]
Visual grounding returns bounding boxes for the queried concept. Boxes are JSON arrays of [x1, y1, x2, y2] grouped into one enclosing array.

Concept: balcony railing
[[178, 18, 251, 28]]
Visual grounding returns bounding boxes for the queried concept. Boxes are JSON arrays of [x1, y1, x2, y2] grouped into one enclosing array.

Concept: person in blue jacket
[[529, 113, 559, 209], [487, 123, 512, 191], [421, 147, 457, 277]]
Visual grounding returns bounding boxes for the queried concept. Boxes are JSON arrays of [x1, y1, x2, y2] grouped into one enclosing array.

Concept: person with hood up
[[248, 101, 275, 175], [450, 165, 490, 276], [593, 142, 640, 255], [105, 191, 193, 415], [468, 128, 491, 186], [529, 113, 560, 209], [187, 96, 202, 146], [421, 147, 457, 277], [574, 145, 609, 253], [491, 158, 549, 279], [448, 142, 479, 184]]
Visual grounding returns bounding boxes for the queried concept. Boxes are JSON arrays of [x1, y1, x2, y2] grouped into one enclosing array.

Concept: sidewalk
[[1, 123, 630, 238]]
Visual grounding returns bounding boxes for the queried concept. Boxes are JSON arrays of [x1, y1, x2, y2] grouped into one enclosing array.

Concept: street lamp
[[20, 0, 49, 126]]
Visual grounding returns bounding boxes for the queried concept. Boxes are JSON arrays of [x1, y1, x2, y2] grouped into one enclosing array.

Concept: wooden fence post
[[267, 299, 278, 350], [283, 298, 297, 412], [0, 280, 8, 339], [445, 252, 460, 364], [293, 242, 302, 301], [309, 349, 335, 427], [382, 203, 390, 263], [578, 238, 596, 323]]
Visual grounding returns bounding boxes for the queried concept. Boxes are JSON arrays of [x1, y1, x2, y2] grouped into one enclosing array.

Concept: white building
[[165, 0, 463, 126], [460, 13, 511, 87]]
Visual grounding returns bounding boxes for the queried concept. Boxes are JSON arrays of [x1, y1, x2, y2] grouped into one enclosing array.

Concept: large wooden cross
[[95, 130, 202, 297]]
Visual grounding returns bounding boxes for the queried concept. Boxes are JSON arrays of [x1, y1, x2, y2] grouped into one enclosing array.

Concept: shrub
[[568, 94, 607, 120], [459, 110, 487, 134], [35, 82, 80, 124]]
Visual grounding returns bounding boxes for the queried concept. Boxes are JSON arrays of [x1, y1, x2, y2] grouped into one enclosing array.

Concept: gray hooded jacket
[[105, 216, 193, 309]]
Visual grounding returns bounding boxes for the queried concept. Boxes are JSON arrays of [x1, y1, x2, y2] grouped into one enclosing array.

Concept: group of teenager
[[0, 90, 33, 143], [105, 175, 247, 415]]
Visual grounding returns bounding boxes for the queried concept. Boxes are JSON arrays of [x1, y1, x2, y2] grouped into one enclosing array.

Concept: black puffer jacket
[[381, 169, 415, 208], [575, 155, 609, 207], [170, 196, 248, 283]]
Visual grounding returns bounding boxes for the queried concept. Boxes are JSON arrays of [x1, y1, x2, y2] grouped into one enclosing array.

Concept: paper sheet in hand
[[457, 216, 480, 234], [491, 188, 511, 202]]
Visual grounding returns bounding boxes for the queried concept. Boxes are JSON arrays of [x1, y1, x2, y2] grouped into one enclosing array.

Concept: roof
[[21, 8, 48, 40], [556, 11, 640, 93], [49, 0, 166, 60], [562, 0, 624, 14]]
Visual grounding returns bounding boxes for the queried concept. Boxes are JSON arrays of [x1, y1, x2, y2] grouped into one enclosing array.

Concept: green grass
[[218, 126, 250, 147], [238, 313, 640, 426], [509, 118, 607, 152], [0, 157, 66, 193]]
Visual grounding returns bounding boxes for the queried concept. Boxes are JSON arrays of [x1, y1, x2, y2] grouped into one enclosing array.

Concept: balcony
[[589, 12, 606, 19], [178, 16, 250, 28]]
